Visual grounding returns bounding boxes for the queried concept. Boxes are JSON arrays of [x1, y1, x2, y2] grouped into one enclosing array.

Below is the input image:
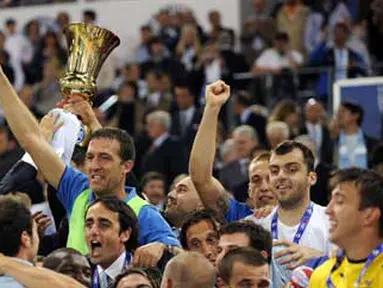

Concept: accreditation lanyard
[[271, 202, 314, 244], [92, 252, 132, 288], [326, 243, 383, 288]]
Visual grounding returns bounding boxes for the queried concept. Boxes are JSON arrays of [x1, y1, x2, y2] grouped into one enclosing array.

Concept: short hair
[[113, 267, 162, 288], [273, 140, 315, 172], [0, 197, 33, 256], [141, 25, 152, 32], [0, 192, 32, 210], [83, 10, 97, 21], [220, 138, 235, 160], [86, 197, 139, 252], [341, 101, 364, 126], [163, 251, 216, 288], [250, 151, 271, 166], [141, 172, 165, 189], [331, 168, 383, 236], [89, 127, 136, 162], [218, 247, 268, 285], [5, 18, 16, 26], [266, 121, 289, 138], [235, 91, 253, 107], [294, 135, 317, 158], [146, 110, 171, 131], [233, 125, 258, 142], [219, 220, 272, 263], [180, 209, 219, 249], [275, 31, 289, 42], [43, 248, 87, 271]]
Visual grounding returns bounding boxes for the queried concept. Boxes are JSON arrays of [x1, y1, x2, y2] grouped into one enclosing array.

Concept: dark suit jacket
[[170, 107, 202, 154], [311, 162, 334, 207], [141, 136, 188, 187], [219, 160, 249, 202], [365, 134, 380, 168], [300, 124, 334, 165], [324, 48, 367, 78]]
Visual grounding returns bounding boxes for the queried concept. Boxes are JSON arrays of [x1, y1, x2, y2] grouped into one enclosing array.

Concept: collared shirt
[[0, 258, 33, 288], [179, 106, 196, 134], [57, 165, 180, 247], [97, 252, 126, 283], [334, 48, 349, 81], [240, 107, 253, 124], [306, 122, 322, 159], [153, 133, 169, 148]]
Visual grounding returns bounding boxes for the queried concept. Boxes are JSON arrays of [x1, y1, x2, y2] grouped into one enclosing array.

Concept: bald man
[[161, 252, 216, 288]]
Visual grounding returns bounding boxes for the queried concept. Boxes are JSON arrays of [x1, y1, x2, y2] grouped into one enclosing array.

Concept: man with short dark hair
[[85, 197, 139, 288], [180, 209, 219, 266], [335, 101, 378, 169], [310, 168, 383, 287], [43, 247, 91, 287], [218, 247, 270, 288], [141, 172, 166, 210]]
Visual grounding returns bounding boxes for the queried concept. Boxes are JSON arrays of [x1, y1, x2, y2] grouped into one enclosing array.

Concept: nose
[[325, 200, 334, 216], [202, 243, 214, 259], [260, 179, 270, 192]]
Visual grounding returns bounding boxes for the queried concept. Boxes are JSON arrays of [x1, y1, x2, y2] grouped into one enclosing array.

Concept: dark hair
[[141, 172, 165, 189], [86, 197, 139, 252], [341, 102, 364, 126], [141, 25, 152, 32], [273, 140, 315, 172], [220, 220, 272, 263], [0, 197, 33, 256], [83, 10, 97, 21], [118, 81, 138, 100], [372, 143, 383, 167], [71, 145, 87, 168], [43, 248, 87, 271], [5, 18, 16, 26], [275, 31, 289, 42], [218, 247, 268, 285], [331, 168, 383, 237], [235, 91, 253, 107], [335, 22, 350, 34], [113, 267, 162, 288], [89, 128, 136, 162], [180, 209, 219, 249]]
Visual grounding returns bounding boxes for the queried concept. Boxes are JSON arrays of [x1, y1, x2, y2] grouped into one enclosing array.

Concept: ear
[[261, 250, 269, 261], [120, 228, 132, 243], [122, 160, 134, 175], [363, 207, 381, 228], [308, 171, 317, 187], [20, 231, 31, 248]]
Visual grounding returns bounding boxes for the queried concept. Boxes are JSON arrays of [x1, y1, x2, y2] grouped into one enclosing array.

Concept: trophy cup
[[59, 23, 120, 145]]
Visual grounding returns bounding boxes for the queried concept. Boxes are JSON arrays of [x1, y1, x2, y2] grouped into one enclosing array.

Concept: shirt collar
[[153, 133, 169, 147], [90, 186, 138, 203], [97, 251, 126, 280], [240, 107, 252, 123]]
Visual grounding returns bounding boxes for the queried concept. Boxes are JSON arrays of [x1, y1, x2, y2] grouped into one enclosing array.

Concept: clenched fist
[[205, 80, 231, 108]]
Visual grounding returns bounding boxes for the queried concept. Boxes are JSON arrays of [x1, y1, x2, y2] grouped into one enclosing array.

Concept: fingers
[[133, 250, 158, 268], [273, 239, 292, 247]]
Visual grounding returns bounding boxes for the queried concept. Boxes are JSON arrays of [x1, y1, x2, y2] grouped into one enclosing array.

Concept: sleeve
[[137, 205, 180, 247], [255, 50, 271, 67], [224, 197, 253, 223], [57, 165, 89, 215]]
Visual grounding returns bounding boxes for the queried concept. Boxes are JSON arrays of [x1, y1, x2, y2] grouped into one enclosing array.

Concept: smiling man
[[309, 168, 383, 287], [84, 197, 139, 288]]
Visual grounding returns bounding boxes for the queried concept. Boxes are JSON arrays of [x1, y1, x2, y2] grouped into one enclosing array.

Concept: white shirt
[[97, 251, 126, 286], [334, 48, 349, 81], [246, 203, 332, 287], [240, 107, 253, 124], [179, 105, 196, 133], [255, 48, 303, 70], [153, 133, 169, 148]]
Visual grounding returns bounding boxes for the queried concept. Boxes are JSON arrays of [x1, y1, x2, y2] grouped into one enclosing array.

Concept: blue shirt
[[57, 165, 180, 247], [225, 198, 252, 223]]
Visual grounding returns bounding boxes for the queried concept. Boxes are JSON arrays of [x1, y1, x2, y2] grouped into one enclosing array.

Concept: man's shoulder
[[310, 257, 336, 285]]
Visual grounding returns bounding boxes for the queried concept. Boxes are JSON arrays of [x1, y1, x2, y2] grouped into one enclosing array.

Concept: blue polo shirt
[[225, 198, 253, 223], [57, 165, 180, 247]]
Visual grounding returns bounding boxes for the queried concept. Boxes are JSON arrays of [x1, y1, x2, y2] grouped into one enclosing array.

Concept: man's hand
[[274, 240, 324, 270], [133, 242, 167, 268], [205, 80, 231, 109], [39, 113, 64, 142], [253, 205, 275, 219], [62, 95, 102, 131], [32, 211, 52, 240]]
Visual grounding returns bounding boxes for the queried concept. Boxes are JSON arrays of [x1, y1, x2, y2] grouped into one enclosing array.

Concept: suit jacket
[[239, 106, 268, 146], [300, 123, 334, 165], [141, 136, 188, 187], [219, 159, 249, 202], [365, 134, 380, 168], [311, 162, 334, 207], [324, 48, 367, 78], [170, 107, 202, 154]]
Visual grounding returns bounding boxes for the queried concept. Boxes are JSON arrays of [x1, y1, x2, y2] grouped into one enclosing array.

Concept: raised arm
[[0, 68, 65, 189], [0, 255, 86, 288], [189, 80, 231, 216]]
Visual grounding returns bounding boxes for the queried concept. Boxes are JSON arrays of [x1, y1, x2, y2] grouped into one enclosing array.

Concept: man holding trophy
[[0, 23, 180, 266]]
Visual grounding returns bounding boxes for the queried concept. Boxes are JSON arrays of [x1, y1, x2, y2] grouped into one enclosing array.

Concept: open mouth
[[90, 240, 102, 256]]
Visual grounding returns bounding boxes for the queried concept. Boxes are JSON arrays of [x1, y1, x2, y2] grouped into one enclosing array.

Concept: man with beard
[[164, 176, 204, 237], [247, 140, 332, 287], [309, 169, 383, 287], [84, 197, 139, 288], [189, 80, 276, 224]]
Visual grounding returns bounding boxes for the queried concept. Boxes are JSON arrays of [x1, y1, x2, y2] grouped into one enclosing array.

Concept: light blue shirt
[[0, 258, 32, 288]]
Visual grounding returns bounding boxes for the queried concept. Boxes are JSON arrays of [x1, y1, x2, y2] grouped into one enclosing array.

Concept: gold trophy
[[59, 23, 120, 145]]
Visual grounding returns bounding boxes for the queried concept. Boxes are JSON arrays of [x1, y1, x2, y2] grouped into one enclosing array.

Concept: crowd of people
[[0, 0, 383, 287]]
